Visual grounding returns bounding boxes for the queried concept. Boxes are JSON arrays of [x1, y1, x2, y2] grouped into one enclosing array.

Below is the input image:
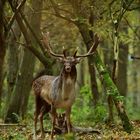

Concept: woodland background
[[0, 0, 140, 139]]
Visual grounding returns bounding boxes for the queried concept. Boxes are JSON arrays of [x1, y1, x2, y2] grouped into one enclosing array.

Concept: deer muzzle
[[65, 66, 71, 72]]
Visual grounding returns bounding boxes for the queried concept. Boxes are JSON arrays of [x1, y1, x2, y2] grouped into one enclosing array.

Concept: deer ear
[[75, 58, 81, 63], [63, 49, 67, 58]]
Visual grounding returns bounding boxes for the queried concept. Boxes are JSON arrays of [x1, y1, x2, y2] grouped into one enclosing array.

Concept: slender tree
[[117, 43, 128, 97], [0, 0, 6, 114], [4, 21, 21, 116]]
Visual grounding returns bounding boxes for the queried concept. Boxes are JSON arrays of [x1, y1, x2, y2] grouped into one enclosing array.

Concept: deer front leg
[[66, 107, 72, 133], [50, 105, 57, 140]]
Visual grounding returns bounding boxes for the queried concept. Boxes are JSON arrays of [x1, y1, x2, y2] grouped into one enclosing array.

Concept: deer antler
[[75, 34, 100, 58], [42, 32, 64, 58]]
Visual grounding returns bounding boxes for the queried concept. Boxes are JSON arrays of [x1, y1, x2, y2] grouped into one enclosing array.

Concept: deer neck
[[59, 66, 77, 99]]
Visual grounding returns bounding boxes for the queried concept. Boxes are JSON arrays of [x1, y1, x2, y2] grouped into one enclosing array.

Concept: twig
[[49, 0, 75, 23], [124, 18, 140, 40], [0, 123, 26, 127]]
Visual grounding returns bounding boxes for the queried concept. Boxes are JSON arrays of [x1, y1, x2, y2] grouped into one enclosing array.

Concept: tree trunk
[[4, 21, 20, 116], [76, 23, 133, 133], [4, 0, 43, 122], [132, 70, 138, 108], [94, 51, 133, 133], [78, 23, 99, 106], [90, 63, 99, 106], [101, 41, 114, 123], [77, 42, 84, 89], [117, 43, 128, 97], [88, 6, 99, 106], [131, 45, 139, 108], [20, 0, 43, 117], [0, 0, 6, 115]]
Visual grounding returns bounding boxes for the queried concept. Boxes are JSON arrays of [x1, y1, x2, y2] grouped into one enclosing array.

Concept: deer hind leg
[[50, 105, 57, 140], [34, 95, 41, 139], [66, 107, 72, 133], [39, 102, 51, 138], [39, 105, 46, 138], [34, 111, 38, 139]]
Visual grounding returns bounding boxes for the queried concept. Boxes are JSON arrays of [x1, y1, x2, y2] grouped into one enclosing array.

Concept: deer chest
[[54, 77, 76, 108]]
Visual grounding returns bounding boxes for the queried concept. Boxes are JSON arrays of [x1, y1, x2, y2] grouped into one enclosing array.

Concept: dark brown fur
[[34, 95, 51, 137]]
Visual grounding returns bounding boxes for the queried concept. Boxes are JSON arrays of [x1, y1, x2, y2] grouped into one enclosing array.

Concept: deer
[[32, 33, 99, 139]]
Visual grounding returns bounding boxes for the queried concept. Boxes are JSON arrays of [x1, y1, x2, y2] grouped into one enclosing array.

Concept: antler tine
[[63, 49, 67, 58], [76, 34, 100, 58], [42, 32, 64, 58], [73, 50, 78, 57]]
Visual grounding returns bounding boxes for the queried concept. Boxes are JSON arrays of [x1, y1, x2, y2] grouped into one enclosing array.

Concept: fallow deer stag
[[32, 33, 99, 139]]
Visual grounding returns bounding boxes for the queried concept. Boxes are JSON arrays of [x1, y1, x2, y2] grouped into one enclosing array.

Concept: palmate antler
[[42, 32, 100, 58]]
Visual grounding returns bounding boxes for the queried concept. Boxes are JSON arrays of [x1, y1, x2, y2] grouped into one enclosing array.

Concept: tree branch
[[19, 11, 46, 53], [124, 18, 140, 40], [6, 0, 26, 33], [8, 0, 50, 67], [49, 0, 75, 23], [131, 56, 140, 60]]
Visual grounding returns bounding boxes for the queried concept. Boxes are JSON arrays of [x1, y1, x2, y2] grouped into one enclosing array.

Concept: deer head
[[42, 32, 100, 74]]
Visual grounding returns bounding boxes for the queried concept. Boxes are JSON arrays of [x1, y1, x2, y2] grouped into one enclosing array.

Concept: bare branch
[[49, 0, 75, 23], [124, 18, 140, 40], [131, 56, 140, 60], [51, 13, 75, 23], [8, 0, 49, 66], [127, 6, 140, 11], [19, 11, 45, 53], [7, 0, 26, 33], [0, 124, 26, 127]]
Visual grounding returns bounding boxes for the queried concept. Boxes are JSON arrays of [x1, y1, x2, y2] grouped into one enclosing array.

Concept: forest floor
[[0, 120, 140, 140]]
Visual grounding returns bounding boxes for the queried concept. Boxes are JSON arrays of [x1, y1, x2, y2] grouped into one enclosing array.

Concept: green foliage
[[106, 88, 125, 101], [126, 96, 140, 120], [89, 104, 107, 123], [72, 85, 107, 124], [72, 85, 91, 122]]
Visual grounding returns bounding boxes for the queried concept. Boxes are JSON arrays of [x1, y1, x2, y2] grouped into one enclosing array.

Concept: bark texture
[[0, 0, 6, 113], [4, 21, 20, 116], [117, 43, 128, 97]]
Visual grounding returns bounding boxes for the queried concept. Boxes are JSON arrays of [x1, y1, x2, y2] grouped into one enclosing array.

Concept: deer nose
[[65, 66, 71, 72]]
